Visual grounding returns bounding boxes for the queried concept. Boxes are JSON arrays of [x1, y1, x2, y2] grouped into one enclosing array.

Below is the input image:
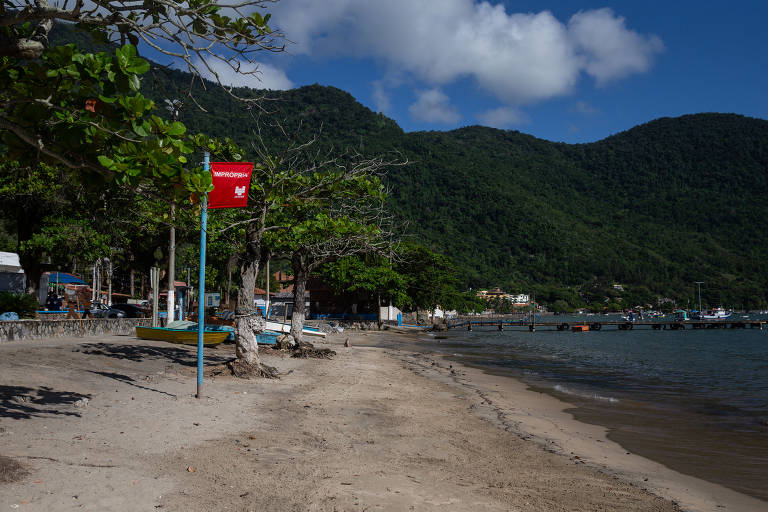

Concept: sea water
[[424, 317, 768, 502]]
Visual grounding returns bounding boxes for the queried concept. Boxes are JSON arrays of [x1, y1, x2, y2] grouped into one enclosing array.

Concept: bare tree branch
[[1, 0, 285, 100]]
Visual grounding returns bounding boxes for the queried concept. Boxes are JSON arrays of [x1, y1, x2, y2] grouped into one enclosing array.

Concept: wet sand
[[0, 330, 761, 511]]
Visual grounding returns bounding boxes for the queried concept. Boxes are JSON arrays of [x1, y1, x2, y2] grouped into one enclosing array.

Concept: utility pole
[[695, 281, 704, 313], [196, 152, 210, 399], [150, 266, 160, 327], [91, 264, 97, 303], [107, 258, 113, 306], [265, 258, 270, 318], [167, 200, 176, 322], [165, 99, 183, 324]]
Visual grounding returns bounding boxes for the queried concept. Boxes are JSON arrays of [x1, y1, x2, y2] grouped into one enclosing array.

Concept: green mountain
[[49, 27, 768, 307]]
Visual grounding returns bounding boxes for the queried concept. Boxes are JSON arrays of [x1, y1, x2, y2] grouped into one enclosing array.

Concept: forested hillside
[[48, 27, 768, 308]]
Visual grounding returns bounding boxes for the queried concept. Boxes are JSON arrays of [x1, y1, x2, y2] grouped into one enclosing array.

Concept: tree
[[320, 253, 409, 322], [1, 0, 282, 69], [217, 130, 397, 374], [396, 244, 458, 321], [1, 2, 281, 190], [280, 212, 390, 344], [0, 159, 205, 297], [0, 161, 65, 294]]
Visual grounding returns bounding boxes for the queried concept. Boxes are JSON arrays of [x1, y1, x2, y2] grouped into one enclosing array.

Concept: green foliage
[[22, 218, 110, 265], [395, 244, 459, 313], [8, 23, 768, 310], [320, 254, 410, 309], [0, 293, 39, 318], [444, 291, 486, 314], [1, 37, 243, 195], [130, 51, 768, 308]]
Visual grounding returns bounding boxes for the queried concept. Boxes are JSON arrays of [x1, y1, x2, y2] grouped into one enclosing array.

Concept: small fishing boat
[[265, 320, 326, 338], [256, 331, 280, 345], [135, 325, 228, 345], [702, 307, 732, 320]]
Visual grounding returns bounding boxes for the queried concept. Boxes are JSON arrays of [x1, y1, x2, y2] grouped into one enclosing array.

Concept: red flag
[[208, 162, 253, 209]]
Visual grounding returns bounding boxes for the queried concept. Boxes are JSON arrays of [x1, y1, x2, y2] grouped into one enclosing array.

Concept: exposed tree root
[[291, 342, 336, 360], [0, 455, 28, 484], [227, 359, 279, 379]]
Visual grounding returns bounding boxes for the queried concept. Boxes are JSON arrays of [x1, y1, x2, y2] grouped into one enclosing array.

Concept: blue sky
[[191, 1, 768, 143]]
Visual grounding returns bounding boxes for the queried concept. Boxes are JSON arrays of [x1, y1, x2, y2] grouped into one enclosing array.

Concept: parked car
[[89, 303, 126, 319], [109, 303, 148, 318]]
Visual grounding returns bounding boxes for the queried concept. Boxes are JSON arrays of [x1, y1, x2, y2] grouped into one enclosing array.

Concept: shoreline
[[400, 325, 768, 505], [0, 331, 762, 510], [373, 336, 765, 512]]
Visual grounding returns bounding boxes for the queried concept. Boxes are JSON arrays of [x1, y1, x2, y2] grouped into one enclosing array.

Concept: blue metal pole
[[196, 152, 210, 399]]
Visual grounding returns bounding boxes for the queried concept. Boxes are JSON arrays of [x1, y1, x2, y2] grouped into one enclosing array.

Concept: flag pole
[[196, 152, 210, 399]]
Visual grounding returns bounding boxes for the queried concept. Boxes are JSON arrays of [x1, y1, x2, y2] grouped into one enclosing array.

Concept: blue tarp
[[47, 272, 87, 285]]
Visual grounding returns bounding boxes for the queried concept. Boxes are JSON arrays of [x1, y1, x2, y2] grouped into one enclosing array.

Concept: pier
[[446, 319, 766, 332]]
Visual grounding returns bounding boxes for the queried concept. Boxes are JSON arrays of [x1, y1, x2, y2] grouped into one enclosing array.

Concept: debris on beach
[[291, 341, 336, 360], [227, 359, 279, 379], [0, 455, 28, 484]]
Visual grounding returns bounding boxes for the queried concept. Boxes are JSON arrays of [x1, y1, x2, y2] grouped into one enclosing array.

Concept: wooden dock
[[446, 319, 766, 332]]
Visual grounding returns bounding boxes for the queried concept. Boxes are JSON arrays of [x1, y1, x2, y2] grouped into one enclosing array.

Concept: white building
[[510, 294, 530, 304], [0, 252, 25, 293]]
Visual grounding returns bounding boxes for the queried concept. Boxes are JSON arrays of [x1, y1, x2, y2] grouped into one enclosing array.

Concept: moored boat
[[701, 307, 732, 320], [135, 326, 229, 345]]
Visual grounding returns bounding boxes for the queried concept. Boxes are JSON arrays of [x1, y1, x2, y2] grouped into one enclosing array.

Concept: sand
[[0, 330, 763, 511]]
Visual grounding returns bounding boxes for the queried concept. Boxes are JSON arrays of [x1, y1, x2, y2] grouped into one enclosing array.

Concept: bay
[[423, 315, 768, 501]]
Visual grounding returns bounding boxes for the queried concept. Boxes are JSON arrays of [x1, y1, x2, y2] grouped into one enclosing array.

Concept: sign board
[[204, 292, 220, 308], [208, 162, 254, 209]]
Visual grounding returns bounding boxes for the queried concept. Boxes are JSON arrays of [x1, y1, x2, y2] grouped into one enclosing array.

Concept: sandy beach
[[0, 330, 763, 511]]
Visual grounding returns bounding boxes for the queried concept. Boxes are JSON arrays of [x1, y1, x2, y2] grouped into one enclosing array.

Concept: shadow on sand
[[75, 342, 232, 367], [87, 370, 178, 398], [0, 385, 91, 420]]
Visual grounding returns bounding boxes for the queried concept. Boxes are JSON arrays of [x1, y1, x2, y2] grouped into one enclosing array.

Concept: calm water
[[422, 316, 768, 501]]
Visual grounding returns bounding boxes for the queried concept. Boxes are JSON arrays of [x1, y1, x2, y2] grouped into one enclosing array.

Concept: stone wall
[[0, 318, 153, 342]]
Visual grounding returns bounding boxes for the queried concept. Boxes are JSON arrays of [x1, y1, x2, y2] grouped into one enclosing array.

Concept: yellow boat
[[135, 326, 228, 346]]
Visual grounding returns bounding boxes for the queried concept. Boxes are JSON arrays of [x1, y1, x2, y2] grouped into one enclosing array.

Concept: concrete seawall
[[0, 318, 153, 342]]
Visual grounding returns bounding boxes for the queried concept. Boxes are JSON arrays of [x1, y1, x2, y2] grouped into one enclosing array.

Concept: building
[[476, 288, 530, 305], [509, 294, 530, 305], [0, 252, 25, 293]]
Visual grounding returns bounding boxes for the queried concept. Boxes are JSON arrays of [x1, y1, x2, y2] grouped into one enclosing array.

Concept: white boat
[[701, 307, 732, 320], [265, 320, 326, 338]]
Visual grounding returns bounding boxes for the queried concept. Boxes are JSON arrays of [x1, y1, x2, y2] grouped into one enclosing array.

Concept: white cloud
[[409, 89, 461, 124], [569, 8, 665, 85], [268, 1, 663, 105], [194, 58, 294, 90], [477, 106, 529, 128], [571, 100, 600, 115], [371, 80, 391, 113]]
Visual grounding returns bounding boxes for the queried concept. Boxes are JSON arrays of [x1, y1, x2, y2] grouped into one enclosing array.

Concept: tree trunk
[[16, 208, 41, 298], [290, 252, 308, 345], [21, 255, 42, 299], [234, 222, 262, 366], [225, 253, 235, 307], [235, 311, 265, 364]]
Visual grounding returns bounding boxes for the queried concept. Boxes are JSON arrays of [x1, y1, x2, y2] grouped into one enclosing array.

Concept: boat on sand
[[265, 320, 326, 338], [135, 325, 228, 345]]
